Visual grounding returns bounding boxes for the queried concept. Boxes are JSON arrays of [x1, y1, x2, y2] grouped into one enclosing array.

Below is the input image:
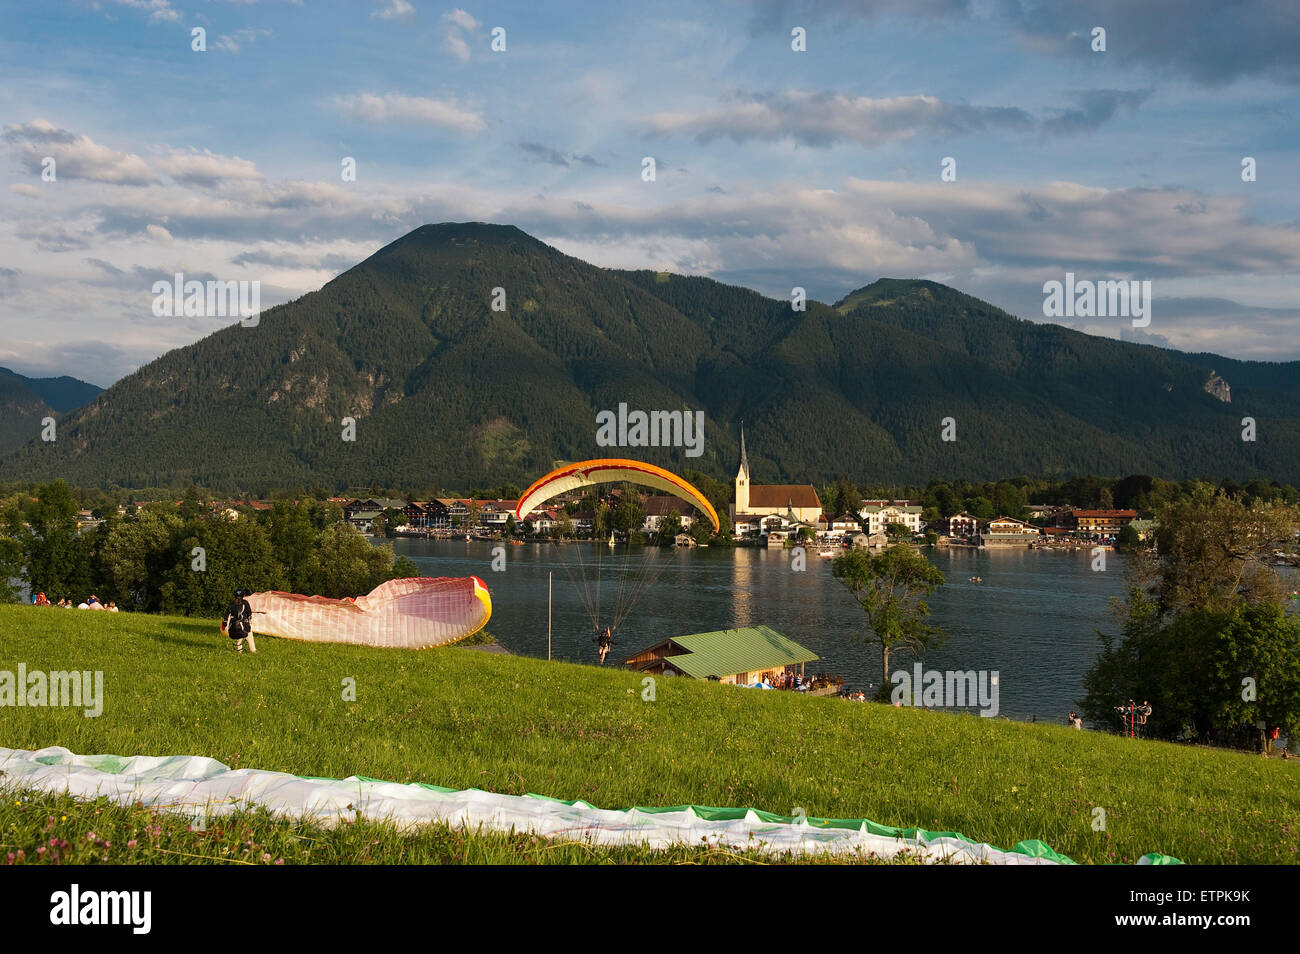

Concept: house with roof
[[947, 511, 979, 537], [983, 516, 1041, 545], [641, 495, 696, 533], [729, 426, 822, 535], [623, 625, 819, 685], [1071, 509, 1139, 536], [859, 500, 924, 535]]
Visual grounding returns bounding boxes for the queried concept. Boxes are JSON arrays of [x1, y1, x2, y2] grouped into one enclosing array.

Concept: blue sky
[[3, 0, 1300, 386]]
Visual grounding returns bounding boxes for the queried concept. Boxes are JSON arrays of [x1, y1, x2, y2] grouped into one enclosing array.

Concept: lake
[[393, 539, 1136, 722]]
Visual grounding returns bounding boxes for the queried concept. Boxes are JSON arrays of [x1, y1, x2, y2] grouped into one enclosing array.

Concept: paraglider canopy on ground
[[246, 577, 491, 649]]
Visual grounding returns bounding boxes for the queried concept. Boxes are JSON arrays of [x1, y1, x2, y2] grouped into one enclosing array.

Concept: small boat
[[818, 549, 836, 558]]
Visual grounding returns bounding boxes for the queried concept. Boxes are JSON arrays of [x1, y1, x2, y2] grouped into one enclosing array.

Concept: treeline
[[815, 474, 1300, 524], [0, 482, 418, 616], [1081, 493, 1300, 748]]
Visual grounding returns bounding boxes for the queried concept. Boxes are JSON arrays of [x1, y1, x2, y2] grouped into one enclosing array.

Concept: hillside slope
[[2, 223, 1297, 490]]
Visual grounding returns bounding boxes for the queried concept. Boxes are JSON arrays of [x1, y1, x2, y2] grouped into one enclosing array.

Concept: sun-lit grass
[[1, 604, 1297, 864]]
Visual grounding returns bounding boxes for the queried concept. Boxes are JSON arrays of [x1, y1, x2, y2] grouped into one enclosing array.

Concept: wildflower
[[274, 858, 284, 865], [127, 840, 138, 849]]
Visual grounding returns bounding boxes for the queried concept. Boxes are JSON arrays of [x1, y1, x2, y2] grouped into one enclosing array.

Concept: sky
[[2, 0, 1300, 387]]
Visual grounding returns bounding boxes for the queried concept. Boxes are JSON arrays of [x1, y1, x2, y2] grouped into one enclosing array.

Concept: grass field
[[2, 604, 1298, 864]]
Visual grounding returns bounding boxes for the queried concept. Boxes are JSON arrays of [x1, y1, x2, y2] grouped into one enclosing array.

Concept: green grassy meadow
[[2, 605, 1298, 865]]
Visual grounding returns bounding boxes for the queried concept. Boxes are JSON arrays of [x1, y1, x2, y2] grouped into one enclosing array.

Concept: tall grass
[[1, 605, 1297, 864]]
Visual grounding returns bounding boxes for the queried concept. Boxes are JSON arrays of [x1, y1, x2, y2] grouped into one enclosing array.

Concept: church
[[729, 426, 823, 535]]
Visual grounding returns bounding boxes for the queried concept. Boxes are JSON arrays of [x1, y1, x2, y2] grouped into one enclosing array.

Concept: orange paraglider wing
[[516, 459, 719, 532]]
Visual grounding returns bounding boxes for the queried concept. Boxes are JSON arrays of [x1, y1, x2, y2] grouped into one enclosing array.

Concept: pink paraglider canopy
[[245, 576, 491, 650]]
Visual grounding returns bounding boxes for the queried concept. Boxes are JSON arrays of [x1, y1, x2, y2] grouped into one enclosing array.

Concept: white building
[[858, 501, 923, 535]]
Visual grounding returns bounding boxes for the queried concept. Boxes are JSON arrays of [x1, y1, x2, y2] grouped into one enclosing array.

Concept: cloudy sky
[[3, 0, 1300, 387]]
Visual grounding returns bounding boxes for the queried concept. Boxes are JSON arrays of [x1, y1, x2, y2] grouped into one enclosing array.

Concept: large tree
[[832, 544, 947, 696]]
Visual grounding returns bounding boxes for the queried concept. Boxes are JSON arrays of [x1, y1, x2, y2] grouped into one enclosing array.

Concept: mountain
[[0, 367, 103, 457], [1, 223, 1297, 492]]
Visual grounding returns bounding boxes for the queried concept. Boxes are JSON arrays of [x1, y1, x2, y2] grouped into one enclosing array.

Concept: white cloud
[[155, 149, 264, 186], [145, 224, 174, 243], [2, 120, 156, 185], [372, 0, 415, 21], [114, 0, 181, 24], [9, 184, 42, 200], [439, 9, 480, 62], [330, 92, 486, 132], [645, 89, 1147, 148]]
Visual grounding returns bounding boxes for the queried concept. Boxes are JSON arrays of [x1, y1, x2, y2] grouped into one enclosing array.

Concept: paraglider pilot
[[222, 588, 257, 654], [595, 626, 612, 664]]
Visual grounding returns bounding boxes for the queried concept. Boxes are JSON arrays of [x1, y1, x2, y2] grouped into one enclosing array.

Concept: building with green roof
[[623, 625, 818, 685]]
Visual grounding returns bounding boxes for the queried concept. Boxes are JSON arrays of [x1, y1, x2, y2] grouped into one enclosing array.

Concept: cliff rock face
[[1203, 370, 1231, 403]]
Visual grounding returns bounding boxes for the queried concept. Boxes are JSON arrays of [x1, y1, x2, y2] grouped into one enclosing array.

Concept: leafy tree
[[22, 480, 94, 603], [1138, 496, 1297, 616], [611, 498, 645, 534], [1116, 522, 1141, 552], [96, 507, 184, 610], [885, 522, 911, 540], [655, 510, 683, 545], [313, 524, 401, 598], [158, 515, 284, 616], [832, 545, 947, 696]]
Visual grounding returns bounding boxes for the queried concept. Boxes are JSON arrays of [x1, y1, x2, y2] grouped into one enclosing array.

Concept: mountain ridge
[[1, 223, 1296, 491]]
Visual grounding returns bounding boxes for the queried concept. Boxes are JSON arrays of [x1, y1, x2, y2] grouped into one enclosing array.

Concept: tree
[[1139, 496, 1297, 616], [22, 480, 94, 603], [1116, 522, 1141, 552], [0, 496, 25, 602], [611, 498, 645, 535], [96, 507, 184, 610], [1082, 497, 1300, 746], [885, 522, 911, 540], [832, 545, 947, 696], [655, 510, 683, 545]]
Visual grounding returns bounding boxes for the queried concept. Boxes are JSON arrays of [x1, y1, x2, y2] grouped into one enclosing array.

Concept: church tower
[[734, 422, 750, 516]]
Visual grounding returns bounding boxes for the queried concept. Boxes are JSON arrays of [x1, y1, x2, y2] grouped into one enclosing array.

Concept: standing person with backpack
[[221, 588, 257, 654]]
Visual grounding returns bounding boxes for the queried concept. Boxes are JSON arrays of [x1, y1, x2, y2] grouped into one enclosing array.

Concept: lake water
[[393, 539, 1136, 721]]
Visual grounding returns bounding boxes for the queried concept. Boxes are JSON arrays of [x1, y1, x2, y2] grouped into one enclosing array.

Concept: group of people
[[1114, 699, 1153, 737], [31, 592, 119, 611]]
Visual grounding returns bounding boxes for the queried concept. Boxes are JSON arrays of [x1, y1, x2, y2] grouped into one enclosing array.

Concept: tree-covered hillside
[[2, 223, 1296, 492]]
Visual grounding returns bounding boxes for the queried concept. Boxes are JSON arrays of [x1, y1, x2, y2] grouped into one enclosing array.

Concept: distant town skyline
[[4, 0, 1300, 387]]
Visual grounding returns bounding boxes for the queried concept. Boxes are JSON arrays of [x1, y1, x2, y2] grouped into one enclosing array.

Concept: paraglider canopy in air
[[516, 459, 718, 645], [516, 458, 720, 532]]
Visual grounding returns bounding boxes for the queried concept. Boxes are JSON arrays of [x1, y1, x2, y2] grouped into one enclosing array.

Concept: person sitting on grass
[[221, 588, 257, 654]]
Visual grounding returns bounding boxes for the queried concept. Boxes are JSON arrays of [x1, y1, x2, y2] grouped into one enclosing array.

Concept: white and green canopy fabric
[[0, 746, 1181, 864]]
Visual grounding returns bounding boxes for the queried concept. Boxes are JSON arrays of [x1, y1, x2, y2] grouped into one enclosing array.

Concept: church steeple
[[733, 422, 750, 516]]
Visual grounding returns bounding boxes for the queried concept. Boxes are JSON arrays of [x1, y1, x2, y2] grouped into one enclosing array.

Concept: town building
[[730, 426, 822, 534], [623, 625, 819, 685], [641, 495, 696, 533], [858, 501, 924, 535], [983, 516, 1041, 545], [947, 511, 979, 537], [1071, 509, 1139, 535]]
